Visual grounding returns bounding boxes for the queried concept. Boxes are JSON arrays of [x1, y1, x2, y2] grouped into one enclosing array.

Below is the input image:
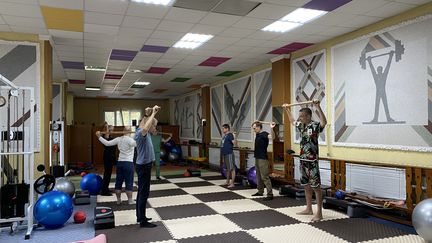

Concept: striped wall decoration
[[0, 41, 40, 150]]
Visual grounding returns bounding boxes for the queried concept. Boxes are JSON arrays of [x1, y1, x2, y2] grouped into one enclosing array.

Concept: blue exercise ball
[[247, 167, 257, 187], [34, 191, 73, 229], [335, 190, 345, 200], [80, 173, 102, 195], [167, 152, 179, 162]]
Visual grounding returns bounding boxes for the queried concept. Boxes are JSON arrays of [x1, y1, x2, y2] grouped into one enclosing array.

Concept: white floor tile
[[206, 199, 269, 214], [151, 183, 180, 191], [182, 185, 230, 194], [207, 179, 228, 186], [247, 223, 349, 243], [148, 194, 202, 208], [96, 191, 138, 203], [164, 214, 241, 239], [114, 209, 136, 226], [167, 177, 205, 183], [275, 205, 349, 223], [359, 235, 426, 243]]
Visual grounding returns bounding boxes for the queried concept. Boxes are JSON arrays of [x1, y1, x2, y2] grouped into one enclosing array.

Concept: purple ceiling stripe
[[109, 55, 134, 61], [61, 61, 84, 69], [302, 0, 352, 11], [141, 45, 170, 53], [111, 49, 138, 57]]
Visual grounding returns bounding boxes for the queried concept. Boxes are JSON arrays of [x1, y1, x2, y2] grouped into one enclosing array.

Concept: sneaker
[[156, 176, 162, 180], [263, 195, 274, 201], [116, 200, 122, 205], [252, 192, 263, 197], [140, 222, 157, 228]]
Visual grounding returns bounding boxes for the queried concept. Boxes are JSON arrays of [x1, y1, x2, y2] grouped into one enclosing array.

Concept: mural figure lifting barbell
[[359, 34, 406, 124]]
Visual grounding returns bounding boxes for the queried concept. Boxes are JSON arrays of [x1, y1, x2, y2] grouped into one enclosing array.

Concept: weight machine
[[49, 120, 64, 177], [0, 74, 35, 240]]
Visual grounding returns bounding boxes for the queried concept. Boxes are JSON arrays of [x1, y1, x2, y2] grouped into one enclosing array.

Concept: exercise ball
[[74, 211, 87, 224], [34, 191, 73, 229], [54, 177, 76, 197], [247, 167, 257, 187], [335, 190, 345, 200], [167, 152, 178, 162], [80, 173, 103, 195], [171, 146, 180, 155], [412, 198, 432, 242]]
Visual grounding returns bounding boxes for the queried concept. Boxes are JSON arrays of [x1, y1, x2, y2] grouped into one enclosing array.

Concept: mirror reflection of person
[[366, 50, 395, 122], [283, 100, 327, 222]]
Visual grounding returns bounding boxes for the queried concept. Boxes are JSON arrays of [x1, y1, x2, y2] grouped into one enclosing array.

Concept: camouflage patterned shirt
[[296, 121, 323, 161]]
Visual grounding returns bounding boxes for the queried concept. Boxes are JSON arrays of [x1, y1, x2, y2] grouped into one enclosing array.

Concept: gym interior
[[0, 0, 431, 242]]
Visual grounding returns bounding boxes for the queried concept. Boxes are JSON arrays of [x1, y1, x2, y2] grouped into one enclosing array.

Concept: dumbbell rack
[[0, 75, 36, 240]]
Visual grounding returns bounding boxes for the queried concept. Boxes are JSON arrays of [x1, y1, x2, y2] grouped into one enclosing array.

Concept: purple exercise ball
[[247, 166, 257, 187]]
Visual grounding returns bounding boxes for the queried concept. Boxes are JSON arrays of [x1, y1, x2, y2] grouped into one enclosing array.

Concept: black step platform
[[94, 206, 115, 230], [74, 190, 90, 205], [279, 185, 305, 200], [323, 196, 367, 218]]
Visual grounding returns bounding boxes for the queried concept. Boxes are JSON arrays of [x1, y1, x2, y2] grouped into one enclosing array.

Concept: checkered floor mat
[[96, 172, 422, 243]]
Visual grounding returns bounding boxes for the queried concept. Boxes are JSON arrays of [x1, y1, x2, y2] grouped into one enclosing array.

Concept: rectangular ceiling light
[[262, 7, 327, 33], [173, 33, 214, 49], [131, 0, 175, 6], [85, 66, 106, 72], [262, 21, 301, 33], [86, 87, 100, 91], [281, 8, 327, 23], [134, 81, 150, 85]]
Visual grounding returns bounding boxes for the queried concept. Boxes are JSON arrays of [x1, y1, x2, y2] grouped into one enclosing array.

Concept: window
[[104, 110, 141, 126]]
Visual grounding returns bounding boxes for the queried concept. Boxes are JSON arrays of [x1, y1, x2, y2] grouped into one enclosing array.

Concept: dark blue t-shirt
[[221, 133, 234, 155], [254, 131, 269, 160]]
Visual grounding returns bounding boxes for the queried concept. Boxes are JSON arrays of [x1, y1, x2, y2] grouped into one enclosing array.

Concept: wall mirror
[[272, 106, 284, 174]]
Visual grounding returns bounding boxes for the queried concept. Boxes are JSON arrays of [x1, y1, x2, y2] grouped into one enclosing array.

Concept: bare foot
[[311, 215, 323, 222], [297, 209, 313, 215], [227, 184, 235, 188]]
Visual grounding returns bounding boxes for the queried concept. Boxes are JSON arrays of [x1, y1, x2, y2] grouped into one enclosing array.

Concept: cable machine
[[0, 74, 35, 240]]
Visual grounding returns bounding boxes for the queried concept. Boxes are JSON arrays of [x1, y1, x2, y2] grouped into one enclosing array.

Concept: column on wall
[[201, 85, 211, 157], [41, 40, 53, 172], [271, 55, 293, 182]]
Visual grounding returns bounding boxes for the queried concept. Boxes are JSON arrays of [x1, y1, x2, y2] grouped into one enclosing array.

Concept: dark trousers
[[101, 158, 115, 194], [136, 163, 152, 222]]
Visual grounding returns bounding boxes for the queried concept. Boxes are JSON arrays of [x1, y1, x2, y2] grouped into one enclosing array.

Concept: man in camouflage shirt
[[284, 100, 327, 222]]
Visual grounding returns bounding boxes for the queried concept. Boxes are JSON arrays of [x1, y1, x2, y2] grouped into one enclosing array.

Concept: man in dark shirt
[[284, 100, 327, 222], [251, 121, 275, 201]]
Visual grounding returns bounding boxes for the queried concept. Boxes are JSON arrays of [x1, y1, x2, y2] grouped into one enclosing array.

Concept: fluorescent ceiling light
[[86, 87, 100, 91], [262, 21, 301, 33], [131, 0, 174, 6], [134, 81, 150, 85], [127, 69, 143, 73], [173, 33, 214, 49], [85, 66, 106, 72], [281, 8, 327, 24]]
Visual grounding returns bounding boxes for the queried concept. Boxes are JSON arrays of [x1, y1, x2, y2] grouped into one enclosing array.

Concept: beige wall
[[289, 2, 432, 168], [74, 98, 170, 126], [0, 32, 47, 178]]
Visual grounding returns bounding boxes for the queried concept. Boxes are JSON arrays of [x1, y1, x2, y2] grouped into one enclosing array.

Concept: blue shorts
[[115, 161, 134, 191]]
